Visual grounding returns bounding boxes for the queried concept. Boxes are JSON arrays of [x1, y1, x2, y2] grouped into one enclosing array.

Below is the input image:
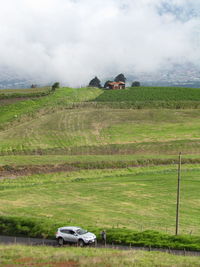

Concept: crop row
[[94, 87, 200, 103]]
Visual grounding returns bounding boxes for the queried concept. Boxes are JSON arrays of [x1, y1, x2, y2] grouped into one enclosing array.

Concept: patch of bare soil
[[0, 164, 78, 179], [0, 95, 46, 106], [0, 97, 30, 106], [1, 157, 199, 179], [13, 257, 79, 266]]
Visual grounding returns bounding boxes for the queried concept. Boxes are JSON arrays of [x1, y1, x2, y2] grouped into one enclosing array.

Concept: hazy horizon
[[0, 0, 200, 87]]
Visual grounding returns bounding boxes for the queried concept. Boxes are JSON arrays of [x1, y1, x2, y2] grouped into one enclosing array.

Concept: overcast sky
[[0, 0, 199, 86]]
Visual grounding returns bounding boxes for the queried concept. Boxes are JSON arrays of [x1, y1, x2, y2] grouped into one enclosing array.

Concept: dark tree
[[88, 77, 102, 88], [131, 81, 140, 87], [114, 73, 126, 83], [31, 84, 37, 88], [104, 80, 112, 89], [52, 82, 60, 91]]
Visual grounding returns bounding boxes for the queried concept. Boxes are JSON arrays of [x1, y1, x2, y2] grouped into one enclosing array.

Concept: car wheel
[[78, 239, 85, 247], [90, 239, 97, 247], [58, 237, 64, 246]]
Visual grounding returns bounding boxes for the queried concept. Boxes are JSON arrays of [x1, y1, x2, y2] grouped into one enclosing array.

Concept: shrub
[[51, 82, 60, 91]]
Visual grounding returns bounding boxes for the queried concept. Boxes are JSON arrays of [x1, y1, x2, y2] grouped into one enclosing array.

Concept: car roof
[[59, 226, 80, 231]]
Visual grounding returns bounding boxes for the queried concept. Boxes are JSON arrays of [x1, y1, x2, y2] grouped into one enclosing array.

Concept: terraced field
[[0, 86, 200, 250], [95, 86, 200, 102], [1, 105, 200, 155], [0, 88, 50, 94]]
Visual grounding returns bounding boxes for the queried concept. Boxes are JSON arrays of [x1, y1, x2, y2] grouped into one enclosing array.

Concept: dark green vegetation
[[1, 245, 200, 267], [95, 86, 200, 109], [0, 87, 51, 100], [0, 86, 200, 252], [88, 76, 102, 88], [0, 166, 200, 249], [96, 86, 200, 102]]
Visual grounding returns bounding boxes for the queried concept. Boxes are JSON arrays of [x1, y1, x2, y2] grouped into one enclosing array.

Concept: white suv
[[56, 226, 97, 247]]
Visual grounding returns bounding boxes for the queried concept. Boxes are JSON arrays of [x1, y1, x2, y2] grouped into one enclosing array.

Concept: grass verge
[[1, 244, 200, 267]]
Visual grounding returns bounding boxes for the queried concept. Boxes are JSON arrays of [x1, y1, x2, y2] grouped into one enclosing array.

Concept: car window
[[69, 230, 75, 235], [76, 228, 87, 235], [60, 229, 71, 234], [60, 229, 77, 235]]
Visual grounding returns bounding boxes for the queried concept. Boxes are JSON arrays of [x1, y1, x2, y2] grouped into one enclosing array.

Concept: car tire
[[57, 237, 64, 246], [90, 239, 97, 247], [78, 239, 85, 247]]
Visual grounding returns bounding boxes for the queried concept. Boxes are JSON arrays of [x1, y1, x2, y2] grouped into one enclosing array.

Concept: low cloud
[[0, 0, 199, 86]]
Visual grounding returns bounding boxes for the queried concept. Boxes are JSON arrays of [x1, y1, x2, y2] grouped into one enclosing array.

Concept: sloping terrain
[[1, 87, 200, 156], [0, 86, 200, 246]]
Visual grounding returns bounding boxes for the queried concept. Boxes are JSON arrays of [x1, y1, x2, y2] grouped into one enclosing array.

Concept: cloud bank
[[0, 0, 199, 86]]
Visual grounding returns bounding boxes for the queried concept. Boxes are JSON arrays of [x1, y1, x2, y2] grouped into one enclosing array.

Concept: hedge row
[[1, 158, 200, 173], [0, 90, 51, 100], [0, 216, 200, 251]]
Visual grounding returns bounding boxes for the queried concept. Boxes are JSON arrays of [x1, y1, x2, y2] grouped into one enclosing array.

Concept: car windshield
[[76, 228, 88, 235]]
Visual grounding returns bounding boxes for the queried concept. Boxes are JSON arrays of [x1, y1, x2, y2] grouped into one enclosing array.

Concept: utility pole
[[175, 152, 182, 235]]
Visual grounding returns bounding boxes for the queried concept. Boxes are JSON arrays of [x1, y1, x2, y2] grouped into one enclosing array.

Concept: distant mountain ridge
[[126, 63, 200, 88], [0, 63, 200, 89]]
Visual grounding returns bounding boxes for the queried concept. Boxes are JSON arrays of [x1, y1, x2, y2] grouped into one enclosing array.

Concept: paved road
[[0, 235, 200, 257], [0, 235, 56, 246]]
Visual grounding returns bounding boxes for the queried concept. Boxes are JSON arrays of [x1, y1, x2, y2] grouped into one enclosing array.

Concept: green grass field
[[95, 87, 200, 102], [0, 165, 200, 236], [1, 245, 200, 267], [1, 87, 200, 155], [1, 86, 200, 253], [1, 107, 200, 155]]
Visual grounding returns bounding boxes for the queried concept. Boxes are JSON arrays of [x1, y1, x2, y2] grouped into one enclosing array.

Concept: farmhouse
[[108, 81, 125, 90]]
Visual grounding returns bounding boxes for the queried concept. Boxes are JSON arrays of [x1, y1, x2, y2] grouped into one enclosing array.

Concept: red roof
[[108, 81, 125, 85]]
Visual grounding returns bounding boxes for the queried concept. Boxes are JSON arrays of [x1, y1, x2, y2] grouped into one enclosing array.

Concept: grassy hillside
[[1, 86, 200, 252], [1, 107, 200, 155], [0, 165, 200, 235], [1, 86, 200, 156], [0, 87, 102, 126], [1, 245, 200, 267]]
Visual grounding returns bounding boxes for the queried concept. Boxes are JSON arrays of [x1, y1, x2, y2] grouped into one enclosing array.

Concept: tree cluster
[[88, 73, 127, 89], [88, 77, 102, 88], [131, 81, 140, 87], [104, 74, 126, 88], [52, 82, 60, 91]]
